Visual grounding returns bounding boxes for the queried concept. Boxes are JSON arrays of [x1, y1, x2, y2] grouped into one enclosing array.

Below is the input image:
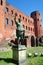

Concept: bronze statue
[[14, 13, 25, 40]]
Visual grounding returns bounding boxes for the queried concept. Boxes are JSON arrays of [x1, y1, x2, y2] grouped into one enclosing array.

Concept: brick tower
[[31, 11, 42, 38], [0, 0, 6, 41]]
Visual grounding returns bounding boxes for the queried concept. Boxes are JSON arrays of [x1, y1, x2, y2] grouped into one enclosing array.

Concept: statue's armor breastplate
[[17, 23, 24, 31]]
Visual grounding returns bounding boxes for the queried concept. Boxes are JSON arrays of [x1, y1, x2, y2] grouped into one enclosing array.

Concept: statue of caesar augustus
[[14, 13, 25, 40]]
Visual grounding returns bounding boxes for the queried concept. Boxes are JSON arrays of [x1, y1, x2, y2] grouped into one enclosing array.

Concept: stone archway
[[31, 36, 35, 47], [39, 36, 43, 46], [39, 36, 43, 43]]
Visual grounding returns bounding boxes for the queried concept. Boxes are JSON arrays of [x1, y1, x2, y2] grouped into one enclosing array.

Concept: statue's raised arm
[[14, 16, 17, 24], [14, 13, 17, 24], [14, 13, 25, 39]]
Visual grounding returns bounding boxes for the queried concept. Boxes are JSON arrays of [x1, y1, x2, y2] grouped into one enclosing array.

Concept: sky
[[6, 0, 43, 27]]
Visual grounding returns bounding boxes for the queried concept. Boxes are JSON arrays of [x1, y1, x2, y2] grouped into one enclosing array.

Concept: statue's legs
[[16, 29, 25, 45]]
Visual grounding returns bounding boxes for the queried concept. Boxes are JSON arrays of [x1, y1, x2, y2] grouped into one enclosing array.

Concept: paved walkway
[[0, 47, 11, 52]]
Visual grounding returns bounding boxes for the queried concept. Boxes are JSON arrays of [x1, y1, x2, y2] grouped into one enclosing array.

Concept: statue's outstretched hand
[[14, 16, 17, 24], [14, 16, 16, 22]]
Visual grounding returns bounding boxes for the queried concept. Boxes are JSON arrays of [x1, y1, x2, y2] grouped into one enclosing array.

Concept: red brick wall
[[0, 0, 6, 42]]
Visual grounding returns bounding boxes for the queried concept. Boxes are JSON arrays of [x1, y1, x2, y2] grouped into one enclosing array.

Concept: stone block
[[12, 45, 27, 65]]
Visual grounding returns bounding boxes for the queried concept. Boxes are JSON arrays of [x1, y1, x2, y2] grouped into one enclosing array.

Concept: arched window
[[37, 19, 39, 21], [10, 20, 13, 26], [5, 18, 8, 24], [28, 27, 30, 30], [11, 10, 13, 14], [23, 17, 24, 20], [19, 15, 21, 18], [25, 18, 27, 22], [0, 0, 3, 5], [5, 7, 8, 12], [15, 12, 18, 16], [26, 26, 27, 30]]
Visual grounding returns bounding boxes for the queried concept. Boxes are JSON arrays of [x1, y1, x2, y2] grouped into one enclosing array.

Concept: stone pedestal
[[12, 45, 27, 65]]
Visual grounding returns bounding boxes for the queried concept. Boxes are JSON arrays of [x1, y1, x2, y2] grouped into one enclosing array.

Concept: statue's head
[[18, 18, 21, 23]]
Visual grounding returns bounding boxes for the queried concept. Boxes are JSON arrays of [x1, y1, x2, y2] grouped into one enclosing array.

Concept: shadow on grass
[[0, 58, 18, 65]]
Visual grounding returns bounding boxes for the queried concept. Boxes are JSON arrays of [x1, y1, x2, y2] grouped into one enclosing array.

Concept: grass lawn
[[0, 49, 16, 65], [0, 46, 43, 65]]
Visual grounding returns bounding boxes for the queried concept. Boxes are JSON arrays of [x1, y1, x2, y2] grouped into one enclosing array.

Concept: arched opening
[[31, 36, 35, 47], [39, 36, 43, 43], [10, 20, 13, 26], [5, 7, 8, 12], [0, 0, 3, 5], [39, 36, 43, 46], [5, 18, 8, 25]]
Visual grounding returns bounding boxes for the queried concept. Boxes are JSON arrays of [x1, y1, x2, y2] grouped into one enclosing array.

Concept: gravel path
[[0, 47, 11, 52]]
